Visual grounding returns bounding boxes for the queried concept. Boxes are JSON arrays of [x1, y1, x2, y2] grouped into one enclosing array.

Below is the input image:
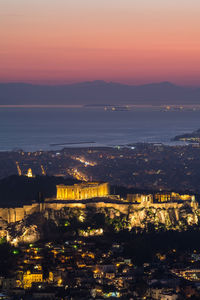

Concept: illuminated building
[[48, 272, 53, 282], [26, 168, 33, 178], [56, 182, 109, 200], [127, 192, 195, 203], [154, 192, 195, 203], [127, 194, 153, 203], [154, 193, 172, 202], [23, 270, 43, 289]]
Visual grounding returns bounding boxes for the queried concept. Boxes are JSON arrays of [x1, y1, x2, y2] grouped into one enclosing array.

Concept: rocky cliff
[[0, 200, 199, 245]]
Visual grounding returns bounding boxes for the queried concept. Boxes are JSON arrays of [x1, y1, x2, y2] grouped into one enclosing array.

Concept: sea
[[0, 106, 200, 152]]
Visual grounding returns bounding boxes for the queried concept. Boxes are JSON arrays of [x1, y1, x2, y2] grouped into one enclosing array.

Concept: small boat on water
[[104, 105, 130, 111]]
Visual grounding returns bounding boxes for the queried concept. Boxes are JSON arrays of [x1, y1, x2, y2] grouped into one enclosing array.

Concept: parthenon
[[56, 182, 110, 200]]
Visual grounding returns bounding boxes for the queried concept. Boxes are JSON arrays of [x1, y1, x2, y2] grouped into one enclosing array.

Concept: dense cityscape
[[1, 143, 200, 192], [0, 144, 200, 299]]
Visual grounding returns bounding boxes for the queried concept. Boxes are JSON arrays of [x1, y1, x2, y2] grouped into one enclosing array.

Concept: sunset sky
[[1, 0, 200, 85]]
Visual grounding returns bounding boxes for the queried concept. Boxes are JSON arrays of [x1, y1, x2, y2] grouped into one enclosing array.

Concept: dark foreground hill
[[0, 175, 78, 207], [1, 81, 200, 105]]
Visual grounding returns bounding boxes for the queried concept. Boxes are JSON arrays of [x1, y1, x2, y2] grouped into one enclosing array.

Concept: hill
[[0, 81, 200, 105], [0, 175, 78, 207]]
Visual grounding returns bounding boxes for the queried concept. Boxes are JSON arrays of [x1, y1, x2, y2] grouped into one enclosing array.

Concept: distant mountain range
[[0, 81, 200, 105]]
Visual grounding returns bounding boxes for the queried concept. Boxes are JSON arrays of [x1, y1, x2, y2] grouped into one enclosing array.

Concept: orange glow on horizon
[[1, 0, 200, 85]]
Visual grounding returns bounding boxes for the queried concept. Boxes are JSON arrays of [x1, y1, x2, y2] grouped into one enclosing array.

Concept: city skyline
[[1, 0, 200, 85]]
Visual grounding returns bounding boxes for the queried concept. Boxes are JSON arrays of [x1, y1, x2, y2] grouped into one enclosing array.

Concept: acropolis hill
[[0, 182, 198, 226]]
